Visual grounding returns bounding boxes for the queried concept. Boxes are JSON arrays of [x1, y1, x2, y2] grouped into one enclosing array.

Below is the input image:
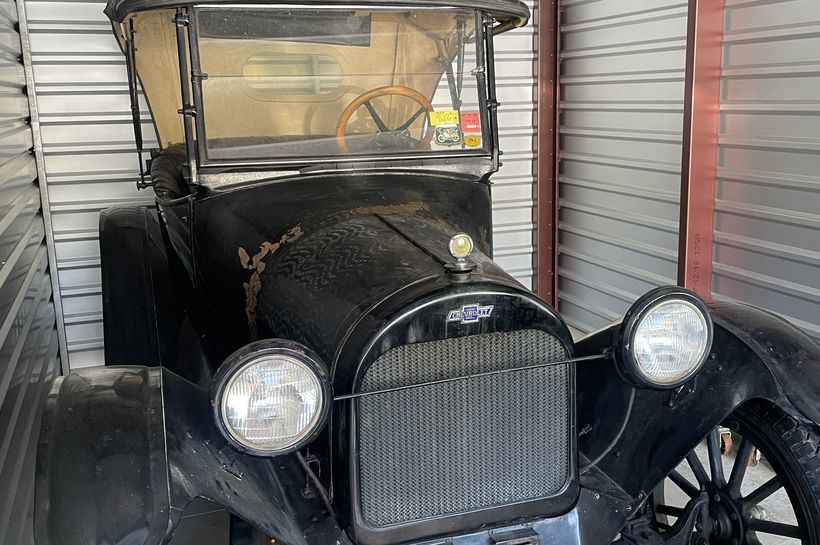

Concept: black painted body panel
[[100, 206, 182, 365], [35, 366, 320, 545]]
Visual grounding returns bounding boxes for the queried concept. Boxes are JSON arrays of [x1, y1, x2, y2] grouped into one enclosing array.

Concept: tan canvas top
[[128, 8, 479, 152]]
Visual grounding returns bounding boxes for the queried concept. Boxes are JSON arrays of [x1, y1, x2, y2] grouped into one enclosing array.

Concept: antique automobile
[[34, 0, 820, 544]]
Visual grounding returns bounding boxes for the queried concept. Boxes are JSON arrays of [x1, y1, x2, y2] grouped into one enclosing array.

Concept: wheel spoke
[[655, 504, 685, 518], [686, 450, 710, 488], [743, 475, 783, 509], [396, 107, 426, 131], [706, 427, 726, 486], [748, 519, 802, 539], [363, 101, 389, 132], [669, 469, 700, 498], [729, 437, 754, 496]]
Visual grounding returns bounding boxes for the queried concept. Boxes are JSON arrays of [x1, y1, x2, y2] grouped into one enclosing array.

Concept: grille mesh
[[357, 330, 571, 528]]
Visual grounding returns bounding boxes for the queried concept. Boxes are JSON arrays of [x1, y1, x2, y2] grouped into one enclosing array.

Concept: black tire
[[728, 399, 820, 543], [645, 399, 820, 544]]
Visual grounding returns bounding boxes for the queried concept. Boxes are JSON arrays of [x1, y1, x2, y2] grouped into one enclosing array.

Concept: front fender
[[573, 301, 819, 544], [709, 301, 820, 424], [35, 366, 308, 545]]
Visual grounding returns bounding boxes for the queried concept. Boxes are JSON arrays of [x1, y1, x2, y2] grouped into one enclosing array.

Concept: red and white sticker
[[460, 111, 481, 133]]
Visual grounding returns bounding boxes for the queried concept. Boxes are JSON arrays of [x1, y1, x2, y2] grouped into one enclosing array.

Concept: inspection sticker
[[464, 135, 481, 147], [460, 111, 481, 133], [428, 109, 459, 126]]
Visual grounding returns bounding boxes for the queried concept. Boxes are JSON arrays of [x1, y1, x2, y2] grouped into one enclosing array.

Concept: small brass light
[[448, 233, 474, 260]]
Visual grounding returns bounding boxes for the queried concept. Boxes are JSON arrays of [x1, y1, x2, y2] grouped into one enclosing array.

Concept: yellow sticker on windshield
[[428, 110, 459, 126], [464, 135, 481, 148]]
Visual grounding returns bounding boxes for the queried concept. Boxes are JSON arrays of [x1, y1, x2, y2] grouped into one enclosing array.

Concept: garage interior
[[0, 0, 817, 543]]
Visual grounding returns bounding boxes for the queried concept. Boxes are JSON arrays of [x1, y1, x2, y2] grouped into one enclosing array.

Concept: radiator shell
[[358, 330, 571, 528]]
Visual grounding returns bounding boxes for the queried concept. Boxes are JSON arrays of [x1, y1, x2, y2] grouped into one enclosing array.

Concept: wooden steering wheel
[[335, 85, 435, 153]]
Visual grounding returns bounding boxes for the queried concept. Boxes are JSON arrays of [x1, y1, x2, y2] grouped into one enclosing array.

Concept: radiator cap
[[445, 233, 476, 274]]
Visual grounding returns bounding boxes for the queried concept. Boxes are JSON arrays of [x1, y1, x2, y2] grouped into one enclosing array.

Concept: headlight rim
[[210, 339, 331, 457], [615, 286, 714, 389]]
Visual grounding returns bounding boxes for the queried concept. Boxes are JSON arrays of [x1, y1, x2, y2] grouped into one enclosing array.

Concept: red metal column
[[678, 0, 725, 299], [534, 0, 560, 305]]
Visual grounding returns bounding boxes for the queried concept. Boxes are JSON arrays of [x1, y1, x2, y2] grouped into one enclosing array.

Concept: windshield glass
[[193, 8, 488, 162]]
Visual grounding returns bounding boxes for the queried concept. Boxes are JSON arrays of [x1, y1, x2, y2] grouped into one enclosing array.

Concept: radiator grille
[[357, 329, 571, 528]]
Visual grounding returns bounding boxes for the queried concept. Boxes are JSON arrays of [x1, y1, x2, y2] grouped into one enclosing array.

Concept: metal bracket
[[490, 527, 540, 545], [136, 156, 155, 190], [125, 20, 149, 190], [666, 382, 696, 409], [178, 105, 197, 117], [617, 493, 709, 545]]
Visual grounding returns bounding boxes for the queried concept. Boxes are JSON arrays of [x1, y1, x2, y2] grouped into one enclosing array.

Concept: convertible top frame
[[104, 0, 530, 27]]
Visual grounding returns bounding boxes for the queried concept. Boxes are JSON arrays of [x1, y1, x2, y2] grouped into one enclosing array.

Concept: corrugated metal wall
[[23, 0, 539, 368], [25, 0, 153, 369], [713, 0, 820, 341], [556, 0, 688, 333], [492, 0, 537, 290], [0, 0, 61, 542]]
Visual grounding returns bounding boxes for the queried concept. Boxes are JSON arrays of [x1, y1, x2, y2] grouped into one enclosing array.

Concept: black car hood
[[191, 174, 504, 366]]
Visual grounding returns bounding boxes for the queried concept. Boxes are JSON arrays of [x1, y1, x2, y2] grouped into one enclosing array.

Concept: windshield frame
[[179, 5, 498, 173]]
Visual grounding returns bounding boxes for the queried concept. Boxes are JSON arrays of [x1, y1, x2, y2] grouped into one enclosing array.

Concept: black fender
[[573, 300, 818, 544], [100, 206, 181, 366], [35, 366, 311, 545], [708, 301, 820, 424]]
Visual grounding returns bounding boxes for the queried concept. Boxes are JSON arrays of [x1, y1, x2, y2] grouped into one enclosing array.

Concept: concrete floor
[[663, 439, 798, 544]]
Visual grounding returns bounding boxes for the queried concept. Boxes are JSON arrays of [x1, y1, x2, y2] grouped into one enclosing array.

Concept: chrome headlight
[[616, 287, 713, 389], [211, 340, 331, 456]]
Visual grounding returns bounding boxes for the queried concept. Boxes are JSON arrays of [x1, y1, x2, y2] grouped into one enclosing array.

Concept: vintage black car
[[34, 1, 820, 545]]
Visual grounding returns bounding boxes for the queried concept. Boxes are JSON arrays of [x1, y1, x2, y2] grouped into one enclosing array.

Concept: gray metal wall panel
[[493, 0, 537, 288], [24, 0, 540, 367], [557, 0, 687, 333], [0, 0, 60, 542], [713, 0, 820, 340], [25, 0, 157, 368]]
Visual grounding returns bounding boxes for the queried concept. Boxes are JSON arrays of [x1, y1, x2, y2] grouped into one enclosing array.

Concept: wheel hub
[[706, 490, 745, 543]]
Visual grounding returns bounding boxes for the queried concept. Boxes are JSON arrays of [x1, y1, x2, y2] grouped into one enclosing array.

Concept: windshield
[[192, 8, 488, 163]]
